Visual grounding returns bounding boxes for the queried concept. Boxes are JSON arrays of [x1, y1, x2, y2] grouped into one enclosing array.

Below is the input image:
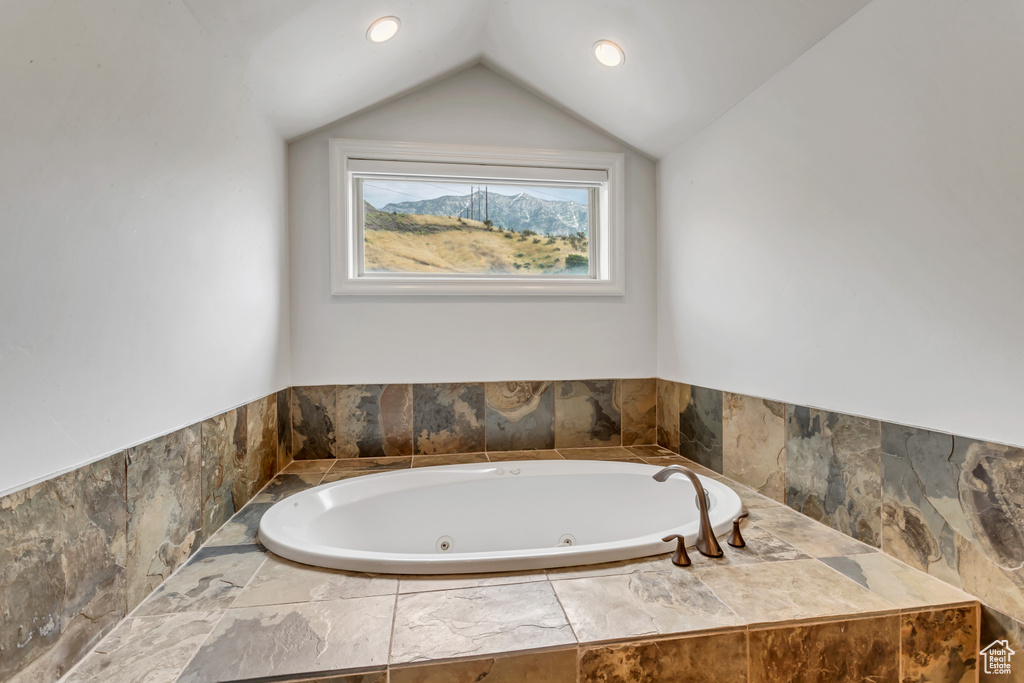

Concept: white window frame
[[329, 138, 625, 296]]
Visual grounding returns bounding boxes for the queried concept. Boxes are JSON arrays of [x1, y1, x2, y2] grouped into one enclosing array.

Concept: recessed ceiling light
[[367, 16, 400, 43], [593, 40, 624, 68]]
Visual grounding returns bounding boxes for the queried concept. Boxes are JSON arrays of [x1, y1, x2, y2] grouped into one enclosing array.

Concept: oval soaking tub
[[258, 459, 743, 574]]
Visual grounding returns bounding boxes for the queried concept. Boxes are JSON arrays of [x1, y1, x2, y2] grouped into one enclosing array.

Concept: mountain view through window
[[360, 179, 592, 276]]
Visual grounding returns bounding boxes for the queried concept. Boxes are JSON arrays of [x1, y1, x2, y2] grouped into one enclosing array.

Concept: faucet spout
[[652, 465, 723, 558]]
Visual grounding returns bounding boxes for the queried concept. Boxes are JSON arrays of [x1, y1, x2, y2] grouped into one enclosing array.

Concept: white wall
[[289, 66, 657, 385], [658, 0, 1024, 446], [0, 1, 289, 495]]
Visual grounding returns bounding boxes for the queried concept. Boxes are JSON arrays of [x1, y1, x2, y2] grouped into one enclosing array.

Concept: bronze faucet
[[653, 465, 724, 558]]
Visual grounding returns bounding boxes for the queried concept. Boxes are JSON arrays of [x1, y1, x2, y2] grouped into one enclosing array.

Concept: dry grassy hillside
[[363, 211, 589, 275]]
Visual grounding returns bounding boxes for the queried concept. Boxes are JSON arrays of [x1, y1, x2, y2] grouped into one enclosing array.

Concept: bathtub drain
[[436, 536, 454, 552], [557, 534, 576, 547]]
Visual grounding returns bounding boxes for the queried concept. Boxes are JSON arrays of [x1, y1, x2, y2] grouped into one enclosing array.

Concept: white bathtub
[[258, 459, 743, 574]]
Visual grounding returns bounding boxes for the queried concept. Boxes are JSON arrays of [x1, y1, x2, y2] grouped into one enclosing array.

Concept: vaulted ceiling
[[183, 0, 871, 157]]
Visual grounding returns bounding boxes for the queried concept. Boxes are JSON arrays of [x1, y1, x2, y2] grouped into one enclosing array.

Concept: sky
[[361, 179, 589, 210]]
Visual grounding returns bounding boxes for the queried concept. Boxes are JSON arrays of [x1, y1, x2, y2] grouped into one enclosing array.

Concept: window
[[329, 139, 624, 295]]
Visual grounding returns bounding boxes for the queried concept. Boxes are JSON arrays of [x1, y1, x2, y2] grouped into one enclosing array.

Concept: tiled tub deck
[[63, 447, 981, 683]]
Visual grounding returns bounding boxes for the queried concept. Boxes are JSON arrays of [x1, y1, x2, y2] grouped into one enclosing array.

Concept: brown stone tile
[[245, 394, 278, 496], [627, 444, 678, 458], [296, 674, 387, 683], [291, 385, 337, 460], [678, 384, 723, 473], [656, 379, 680, 453], [277, 388, 292, 471], [0, 453, 127, 682], [901, 606, 978, 683], [788, 406, 882, 547], [554, 379, 622, 448], [336, 384, 413, 458], [979, 605, 1023, 682], [413, 383, 486, 454], [411, 453, 488, 468], [390, 649, 578, 683], [201, 406, 247, 541], [485, 381, 555, 451], [749, 615, 900, 682], [127, 425, 202, 611], [579, 630, 747, 682], [881, 427, 1024, 622], [486, 449, 563, 461], [723, 393, 786, 502], [622, 378, 657, 446]]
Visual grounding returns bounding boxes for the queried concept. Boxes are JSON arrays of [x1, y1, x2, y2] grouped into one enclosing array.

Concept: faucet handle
[[728, 510, 750, 548], [662, 534, 692, 567]]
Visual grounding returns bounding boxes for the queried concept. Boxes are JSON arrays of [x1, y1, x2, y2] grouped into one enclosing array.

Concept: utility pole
[[485, 187, 489, 222], [470, 186, 474, 221]]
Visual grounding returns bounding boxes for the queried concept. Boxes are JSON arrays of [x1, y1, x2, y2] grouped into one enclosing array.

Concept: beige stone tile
[[232, 554, 398, 608], [202, 502, 270, 547], [720, 480, 778, 509], [627, 445, 678, 458], [557, 446, 643, 462], [546, 555, 674, 580], [177, 596, 394, 682], [699, 558, 896, 624], [251, 472, 325, 504], [64, 612, 223, 683], [411, 452, 488, 467], [485, 449, 563, 461], [398, 570, 546, 594], [754, 505, 878, 557], [638, 453, 722, 478], [389, 648, 578, 683], [134, 545, 267, 616], [580, 630, 747, 682], [390, 582, 575, 664], [821, 553, 975, 609], [321, 456, 412, 482], [722, 393, 786, 503], [552, 570, 742, 642], [283, 460, 336, 474], [701, 526, 809, 568]]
